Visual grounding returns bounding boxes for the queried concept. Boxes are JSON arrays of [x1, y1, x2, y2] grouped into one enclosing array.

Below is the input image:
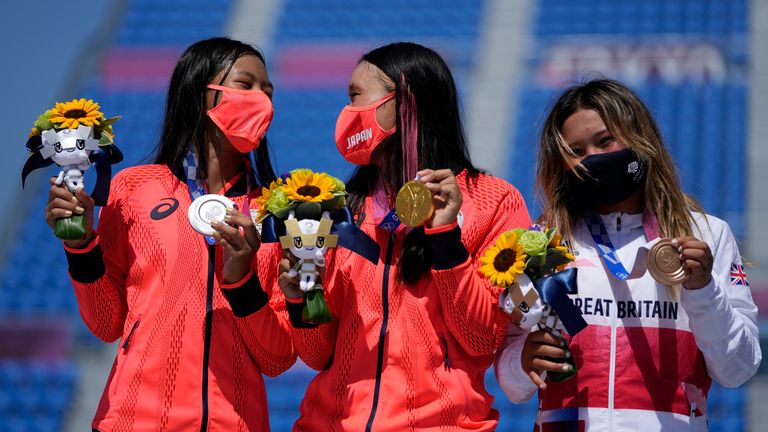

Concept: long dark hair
[[537, 79, 703, 243], [346, 42, 479, 283], [154, 37, 276, 186]]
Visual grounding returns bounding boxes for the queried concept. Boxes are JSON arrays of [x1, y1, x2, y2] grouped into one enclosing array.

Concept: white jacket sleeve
[[681, 219, 761, 387], [494, 322, 539, 403]]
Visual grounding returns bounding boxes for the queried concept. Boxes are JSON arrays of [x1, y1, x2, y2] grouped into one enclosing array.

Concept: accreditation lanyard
[[585, 209, 661, 281], [182, 149, 253, 245]]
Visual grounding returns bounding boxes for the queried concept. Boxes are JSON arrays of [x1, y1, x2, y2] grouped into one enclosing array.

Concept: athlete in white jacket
[[495, 212, 760, 430], [494, 79, 761, 431]]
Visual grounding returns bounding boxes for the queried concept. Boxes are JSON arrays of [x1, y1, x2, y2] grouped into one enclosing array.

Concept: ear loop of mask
[[208, 57, 243, 193]]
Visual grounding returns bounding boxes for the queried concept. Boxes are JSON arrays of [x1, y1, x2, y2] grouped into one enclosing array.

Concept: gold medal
[[647, 238, 689, 285], [395, 180, 434, 227]]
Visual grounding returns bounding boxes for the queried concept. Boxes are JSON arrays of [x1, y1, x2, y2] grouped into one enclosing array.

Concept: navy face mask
[[567, 148, 646, 206]]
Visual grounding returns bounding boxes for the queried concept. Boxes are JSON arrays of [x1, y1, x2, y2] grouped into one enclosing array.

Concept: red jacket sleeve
[[222, 243, 297, 377], [64, 174, 130, 342], [288, 248, 345, 371], [429, 185, 531, 356]]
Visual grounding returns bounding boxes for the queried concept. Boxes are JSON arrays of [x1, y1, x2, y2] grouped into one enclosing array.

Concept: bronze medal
[[647, 238, 688, 285], [395, 180, 434, 227]]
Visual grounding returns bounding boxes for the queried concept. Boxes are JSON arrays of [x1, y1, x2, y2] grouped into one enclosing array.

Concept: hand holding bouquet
[[479, 226, 586, 382], [258, 169, 346, 324], [22, 99, 122, 240]]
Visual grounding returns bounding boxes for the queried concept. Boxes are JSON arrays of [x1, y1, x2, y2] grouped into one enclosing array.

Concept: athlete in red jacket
[[45, 38, 295, 431], [278, 42, 531, 431]]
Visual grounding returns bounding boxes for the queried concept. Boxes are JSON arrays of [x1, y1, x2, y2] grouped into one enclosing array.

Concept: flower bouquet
[[479, 226, 586, 382], [258, 169, 347, 324], [22, 99, 122, 240]]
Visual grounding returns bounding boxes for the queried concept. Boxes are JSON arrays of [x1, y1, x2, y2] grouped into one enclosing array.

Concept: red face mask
[[206, 84, 274, 153], [334, 92, 396, 165]]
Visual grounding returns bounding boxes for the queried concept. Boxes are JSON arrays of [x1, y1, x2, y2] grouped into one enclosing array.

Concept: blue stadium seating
[[509, 0, 749, 240], [0, 361, 77, 431]]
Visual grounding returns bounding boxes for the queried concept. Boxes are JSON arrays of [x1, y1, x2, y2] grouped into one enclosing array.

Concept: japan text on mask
[[334, 92, 396, 165]]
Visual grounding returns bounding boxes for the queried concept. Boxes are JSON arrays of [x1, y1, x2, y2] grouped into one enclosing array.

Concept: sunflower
[[479, 231, 527, 287], [255, 178, 284, 218], [48, 98, 104, 129], [284, 170, 336, 203]]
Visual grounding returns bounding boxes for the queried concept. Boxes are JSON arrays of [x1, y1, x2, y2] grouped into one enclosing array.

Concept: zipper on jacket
[[200, 245, 215, 432], [440, 335, 452, 370], [121, 316, 141, 350], [608, 315, 617, 431], [364, 233, 394, 432], [616, 215, 622, 232]]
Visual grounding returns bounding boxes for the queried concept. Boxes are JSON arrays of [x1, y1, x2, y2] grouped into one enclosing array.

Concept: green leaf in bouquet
[[334, 192, 347, 209], [302, 289, 333, 324], [542, 249, 574, 273], [272, 201, 298, 220], [320, 194, 345, 212], [98, 131, 114, 145], [526, 253, 546, 269], [545, 228, 558, 244], [523, 256, 543, 281], [100, 115, 121, 127], [295, 202, 322, 220], [54, 215, 87, 240]]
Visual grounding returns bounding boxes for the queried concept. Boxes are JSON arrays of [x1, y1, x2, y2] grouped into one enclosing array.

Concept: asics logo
[[150, 198, 179, 220]]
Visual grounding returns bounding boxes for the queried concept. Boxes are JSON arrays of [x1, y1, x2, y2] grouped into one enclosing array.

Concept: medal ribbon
[[183, 150, 214, 245], [373, 182, 407, 234], [585, 208, 661, 281]]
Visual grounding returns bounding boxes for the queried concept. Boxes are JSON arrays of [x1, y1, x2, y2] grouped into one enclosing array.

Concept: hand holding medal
[[647, 238, 689, 285], [395, 169, 462, 228], [188, 193, 262, 284], [648, 236, 713, 289]]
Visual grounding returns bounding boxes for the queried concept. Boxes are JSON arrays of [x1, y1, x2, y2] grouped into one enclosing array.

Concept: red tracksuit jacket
[[64, 164, 296, 431], [287, 171, 531, 431]]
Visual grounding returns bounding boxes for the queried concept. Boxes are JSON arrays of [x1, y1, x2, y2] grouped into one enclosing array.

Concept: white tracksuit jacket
[[494, 212, 761, 431]]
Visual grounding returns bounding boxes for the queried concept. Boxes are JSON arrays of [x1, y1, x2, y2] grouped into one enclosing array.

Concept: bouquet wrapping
[[479, 226, 587, 382]]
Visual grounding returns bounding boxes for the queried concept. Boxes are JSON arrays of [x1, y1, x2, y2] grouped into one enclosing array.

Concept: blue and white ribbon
[[585, 213, 630, 280]]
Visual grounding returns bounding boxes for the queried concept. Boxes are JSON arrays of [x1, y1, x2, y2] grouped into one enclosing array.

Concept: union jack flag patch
[[730, 263, 750, 286]]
